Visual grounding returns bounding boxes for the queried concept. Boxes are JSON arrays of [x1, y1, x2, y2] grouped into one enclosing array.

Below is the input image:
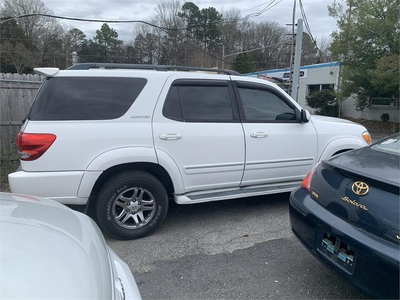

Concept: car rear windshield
[[371, 133, 400, 155], [29, 77, 147, 120]]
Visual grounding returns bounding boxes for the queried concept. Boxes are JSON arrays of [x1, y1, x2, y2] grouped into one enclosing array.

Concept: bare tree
[[40, 24, 65, 67], [316, 36, 332, 62], [301, 33, 318, 65], [1, 41, 38, 73], [62, 27, 87, 67], [132, 1, 186, 65], [156, 0, 183, 29], [134, 21, 160, 64], [256, 21, 291, 69], [236, 20, 291, 70], [220, 8, 242, 67], [1, 0, 65, 66], [154, 0, 185, 65], [1, 0, 54, 41], [238, 20, 257, 51]]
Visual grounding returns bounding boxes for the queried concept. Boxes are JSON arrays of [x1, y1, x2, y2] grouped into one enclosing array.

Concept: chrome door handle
[[250, 132, 268, 138], [159, 133, 182, 140]]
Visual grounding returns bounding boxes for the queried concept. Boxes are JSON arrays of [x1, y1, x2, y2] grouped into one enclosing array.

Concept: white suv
[[9, 63, 371, 240]]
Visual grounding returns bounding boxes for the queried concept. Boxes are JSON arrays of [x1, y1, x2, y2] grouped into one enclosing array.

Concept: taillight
[[16, 132, 56, 161], [301, 164, 318, 192]]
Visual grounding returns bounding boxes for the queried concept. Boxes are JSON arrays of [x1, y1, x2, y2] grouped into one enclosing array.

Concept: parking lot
[[107, 193, 365, 299]]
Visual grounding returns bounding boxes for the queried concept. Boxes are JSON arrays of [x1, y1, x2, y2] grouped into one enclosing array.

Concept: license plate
[[317, 232, 356, 274]]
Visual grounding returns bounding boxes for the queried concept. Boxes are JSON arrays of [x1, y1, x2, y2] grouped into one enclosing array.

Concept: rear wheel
[[96, 170, 168, 240]]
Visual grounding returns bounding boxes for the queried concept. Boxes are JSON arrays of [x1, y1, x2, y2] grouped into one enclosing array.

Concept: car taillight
[[16, 132, 56, 161], [301, 164, 318, 192]]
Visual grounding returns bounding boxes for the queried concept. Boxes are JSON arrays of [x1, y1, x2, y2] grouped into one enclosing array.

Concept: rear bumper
[[289, 187, 399, 299], [8, 170, 88, 205]]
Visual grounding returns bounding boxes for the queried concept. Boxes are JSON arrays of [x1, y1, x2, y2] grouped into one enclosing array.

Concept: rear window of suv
[[29, 77, 147, 120]]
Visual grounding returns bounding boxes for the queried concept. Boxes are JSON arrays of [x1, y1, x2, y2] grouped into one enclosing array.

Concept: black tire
[[96, 170, 168, 240]]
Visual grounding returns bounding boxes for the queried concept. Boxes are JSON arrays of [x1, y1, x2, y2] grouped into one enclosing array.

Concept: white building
[[245, 62, 399, 122]]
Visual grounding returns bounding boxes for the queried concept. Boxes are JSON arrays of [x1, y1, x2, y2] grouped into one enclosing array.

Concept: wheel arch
[[86, 162, 175, 214], [318, 137, 365, 161], [332, 148, 352, 156]]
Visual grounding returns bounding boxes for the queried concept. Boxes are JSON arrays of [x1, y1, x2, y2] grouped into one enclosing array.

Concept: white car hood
[[0, 193, 113, 299], [310, 115, 357, 124], [309, 115, 367, 137], [307, 115, 370, 157]]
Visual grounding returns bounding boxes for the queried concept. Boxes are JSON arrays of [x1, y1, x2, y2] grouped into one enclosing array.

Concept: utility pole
[[221, 44, 225, 69], [288, 0, 296, 96], [291, 19, 303, 102]]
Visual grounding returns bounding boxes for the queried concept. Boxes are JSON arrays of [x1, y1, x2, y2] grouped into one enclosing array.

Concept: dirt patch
[[345, 118, 399, 138]]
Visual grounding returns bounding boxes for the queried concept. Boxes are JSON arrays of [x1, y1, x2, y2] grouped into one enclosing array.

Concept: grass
[[0, 147, 19, 192]]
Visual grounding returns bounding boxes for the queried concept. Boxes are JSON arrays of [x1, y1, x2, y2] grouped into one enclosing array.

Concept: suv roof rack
[[67, 63, 241, 76]]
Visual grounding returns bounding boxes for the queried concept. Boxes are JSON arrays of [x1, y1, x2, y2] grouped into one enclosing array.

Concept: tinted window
[[29, 77, 147, 120], [238, 87, 296, 121], [163, 84, 233, 122], [163, 86, 183, 121]]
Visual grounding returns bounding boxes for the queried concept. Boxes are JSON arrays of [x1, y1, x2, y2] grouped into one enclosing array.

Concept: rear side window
[[163, 81, 235, 122], [29, 77, 147, 120]]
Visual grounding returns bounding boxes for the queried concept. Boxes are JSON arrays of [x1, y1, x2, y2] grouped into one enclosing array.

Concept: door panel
[[235, 83, 318, 186], [153, 75, 245, 193], [154, 123, 245, 192], [241, 123, 317, 185]]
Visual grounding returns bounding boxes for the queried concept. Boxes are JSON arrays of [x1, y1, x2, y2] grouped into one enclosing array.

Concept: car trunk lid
[[310, 147, 399, 245]]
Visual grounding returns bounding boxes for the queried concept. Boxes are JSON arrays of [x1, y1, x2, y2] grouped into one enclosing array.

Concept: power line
[[0, 1, 281, 31], [241, 1, 278, 13], [241, 0, 282, 19], [223, 42, 290, 58], [0, 1, 292, 67], [0, 0, 285, 43], [0, 0, 284, 35], [0, 13, 179, 31], [298, 0, 328, 60]]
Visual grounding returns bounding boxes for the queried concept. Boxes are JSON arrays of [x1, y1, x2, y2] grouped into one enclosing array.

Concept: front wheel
[[96, 170, 168, 240]]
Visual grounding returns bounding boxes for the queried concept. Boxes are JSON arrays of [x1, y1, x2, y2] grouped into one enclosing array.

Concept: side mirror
[[300, 109, 311, 123]]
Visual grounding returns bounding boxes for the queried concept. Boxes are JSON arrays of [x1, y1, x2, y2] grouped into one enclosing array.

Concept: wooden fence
[[0, 73, 44, 152]]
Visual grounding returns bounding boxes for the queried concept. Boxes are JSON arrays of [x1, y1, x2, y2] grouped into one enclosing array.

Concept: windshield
[[371, 133, 400, 155]]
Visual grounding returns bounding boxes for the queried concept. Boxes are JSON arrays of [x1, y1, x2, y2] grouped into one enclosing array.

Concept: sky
[[39, 0, 339, 43]]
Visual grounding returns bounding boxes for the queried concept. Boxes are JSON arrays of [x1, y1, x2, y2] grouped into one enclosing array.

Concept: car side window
[[29, 77, 147, 121], [163, 82, 234, 122], [238, 87, 296, 122]]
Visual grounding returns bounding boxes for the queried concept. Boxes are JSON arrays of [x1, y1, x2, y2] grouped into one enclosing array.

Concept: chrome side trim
[[184, 162, 244, 170], [174, 182, 300, 204], [183, 162, 244, 175], [246, 157, 314, 166]]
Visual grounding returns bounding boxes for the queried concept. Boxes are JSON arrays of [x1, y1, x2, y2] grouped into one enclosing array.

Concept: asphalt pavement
[[107, 193, 366, 300]]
